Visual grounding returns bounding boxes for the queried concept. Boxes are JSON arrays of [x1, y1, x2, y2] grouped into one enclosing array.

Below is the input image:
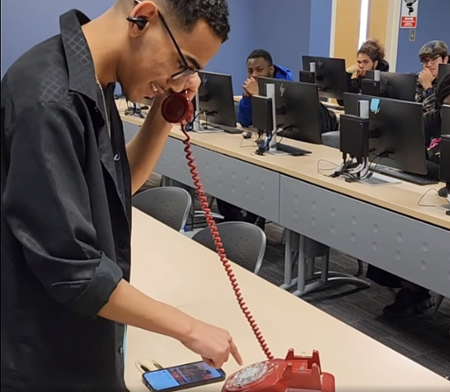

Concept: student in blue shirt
[[237, 49, 338, 133], [238, 50, 293, 127]]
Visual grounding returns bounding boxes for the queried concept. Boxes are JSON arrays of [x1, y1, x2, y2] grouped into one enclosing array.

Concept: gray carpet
[[260, 222, 450, 379]]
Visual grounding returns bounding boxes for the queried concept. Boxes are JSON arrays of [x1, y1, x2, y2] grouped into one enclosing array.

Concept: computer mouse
[[438, 187, 449, 198], [242, 131, 252, 139]]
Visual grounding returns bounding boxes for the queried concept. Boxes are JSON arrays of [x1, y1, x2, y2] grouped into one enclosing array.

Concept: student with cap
[[415, 40, 449, 113]]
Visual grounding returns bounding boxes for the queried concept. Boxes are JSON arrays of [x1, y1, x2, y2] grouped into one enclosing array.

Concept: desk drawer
[[156, 137, 280, 223], [279, 175, 450, 297]]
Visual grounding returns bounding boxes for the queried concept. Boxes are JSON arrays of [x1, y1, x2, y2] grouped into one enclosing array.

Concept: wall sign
[[400, 0, 419, 29]]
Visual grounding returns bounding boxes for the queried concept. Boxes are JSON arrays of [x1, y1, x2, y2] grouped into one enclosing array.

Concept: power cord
[[317, 159, 339, 176], [417, 188, 441, 207]]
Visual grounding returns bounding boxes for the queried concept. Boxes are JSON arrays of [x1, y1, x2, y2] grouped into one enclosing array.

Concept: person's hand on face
[[419, 68, 435, 89], [243, 77, 259, 97], [180, 319, 243, 369], [161, 74, 201, 101], [182, 74, 201, 101]]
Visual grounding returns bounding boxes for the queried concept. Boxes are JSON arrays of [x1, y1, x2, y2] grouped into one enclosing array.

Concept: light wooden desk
[[125, 209, 450, 391], [120, 101, 450, 298]]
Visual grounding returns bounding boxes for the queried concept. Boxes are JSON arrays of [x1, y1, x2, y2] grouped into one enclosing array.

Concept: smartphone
[[142, 360, 226, 391]]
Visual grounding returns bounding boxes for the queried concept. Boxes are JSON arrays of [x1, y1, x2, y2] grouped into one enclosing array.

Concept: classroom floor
[[260, 223, 450, 379]]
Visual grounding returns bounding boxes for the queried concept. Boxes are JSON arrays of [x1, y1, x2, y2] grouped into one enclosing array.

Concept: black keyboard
[[276, 143, 311, 156], [372, 166, 438, 185], [209, 123, 243, 134]]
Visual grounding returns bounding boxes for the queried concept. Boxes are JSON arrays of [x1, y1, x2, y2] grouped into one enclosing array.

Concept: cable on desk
[[317, 159, 339, 176], [417, 188, 440, 207]]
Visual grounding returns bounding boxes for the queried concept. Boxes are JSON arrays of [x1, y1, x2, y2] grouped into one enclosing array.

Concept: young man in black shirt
[[1, 1, 242, 391]]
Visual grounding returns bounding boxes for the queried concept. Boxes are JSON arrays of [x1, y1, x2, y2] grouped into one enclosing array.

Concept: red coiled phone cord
[[180, 124, 274, 361]]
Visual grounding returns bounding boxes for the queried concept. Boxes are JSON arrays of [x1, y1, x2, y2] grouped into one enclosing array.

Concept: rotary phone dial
[[222, 349, 334, 392]]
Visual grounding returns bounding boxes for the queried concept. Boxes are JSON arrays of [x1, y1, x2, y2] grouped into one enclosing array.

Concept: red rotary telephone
[[161, 92, 336, 392]]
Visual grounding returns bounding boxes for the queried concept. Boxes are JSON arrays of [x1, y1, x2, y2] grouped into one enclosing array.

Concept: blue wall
[[205, 0, 253, 92], [250, 0, 312, 84], [1, 0, 109, 77], [396, 0, 450, 74], [309, 0, 333, 57], [1, 0, 331, 93]]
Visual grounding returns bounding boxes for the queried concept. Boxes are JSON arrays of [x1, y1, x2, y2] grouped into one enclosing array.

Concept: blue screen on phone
[[143, 362, 223, 391]]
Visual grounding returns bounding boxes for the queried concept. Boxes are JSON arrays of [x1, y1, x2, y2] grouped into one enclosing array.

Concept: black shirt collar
[[60, 10, 99, 105]]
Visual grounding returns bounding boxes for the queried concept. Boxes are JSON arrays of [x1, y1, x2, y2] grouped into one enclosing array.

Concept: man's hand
[[243, 77, 259, 97], [183, 74, 201, 101], [181, 319, 243, 369], [155, 74, 201, 104], [349, 66, 366, 79], [419, 68, 434, 90]]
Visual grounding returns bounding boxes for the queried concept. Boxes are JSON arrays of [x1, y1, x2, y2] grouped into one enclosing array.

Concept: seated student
[[237, 49, 338, 134], [346, 39, 390, 93], [416, 40, 449, 113], [238, 49, 293, 127]]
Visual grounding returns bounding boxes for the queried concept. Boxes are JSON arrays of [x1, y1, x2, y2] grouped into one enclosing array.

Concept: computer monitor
[[196, 71, 236, 127], [257, 77, 322, 144], [442, 104, 450, 136], [363, 71, 417, 101], [438, 63, 450, 86], [343, 92, 427, 176], [439, 126, 450, 211], [301, 56, 351, 101]]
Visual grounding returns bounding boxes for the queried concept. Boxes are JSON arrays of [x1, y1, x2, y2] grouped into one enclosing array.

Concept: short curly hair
[[119, 0, 230, 43], [358, 39, 386, 63]]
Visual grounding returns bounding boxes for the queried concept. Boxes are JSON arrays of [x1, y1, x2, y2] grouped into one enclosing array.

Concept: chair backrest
[[192, 222, 266, 275], [132, 187, 192, 231]]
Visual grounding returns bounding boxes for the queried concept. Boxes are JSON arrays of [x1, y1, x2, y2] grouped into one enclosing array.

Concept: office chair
[[192, 222, 266, 275], [132, 187, 192, 232]]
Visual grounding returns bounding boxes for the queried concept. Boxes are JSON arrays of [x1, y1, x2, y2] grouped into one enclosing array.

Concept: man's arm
[[126, 96, 172, 195], [3, 102, 124, 316], [3, 102, 241, 368], [98, 279, 242, 369]]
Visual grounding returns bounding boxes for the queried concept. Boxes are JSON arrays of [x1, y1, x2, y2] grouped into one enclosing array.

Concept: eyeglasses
[[421, 55, 441, 65], [133, 0, 199, 80]]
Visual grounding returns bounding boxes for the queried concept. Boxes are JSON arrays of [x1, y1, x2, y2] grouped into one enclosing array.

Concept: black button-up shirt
[[1, 10, 132, 392]]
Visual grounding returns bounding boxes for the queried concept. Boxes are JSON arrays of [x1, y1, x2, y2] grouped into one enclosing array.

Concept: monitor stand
[[192, 94, 223, 133], [193, 120, 222, 133], [265, 84, 288, 156]]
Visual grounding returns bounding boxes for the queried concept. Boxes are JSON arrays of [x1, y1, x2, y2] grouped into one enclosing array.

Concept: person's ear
[[269, 65, 274, 77], [127, 0, 159, 38], [373, 60, 379, 70], [444, 56, 449, 64]]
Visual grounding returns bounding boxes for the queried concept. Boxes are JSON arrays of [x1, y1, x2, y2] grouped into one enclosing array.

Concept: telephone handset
[[161, 92, 335, 392]]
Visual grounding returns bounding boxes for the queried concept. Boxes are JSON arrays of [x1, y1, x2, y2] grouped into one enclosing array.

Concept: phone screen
[[143, 361, 225, 391]]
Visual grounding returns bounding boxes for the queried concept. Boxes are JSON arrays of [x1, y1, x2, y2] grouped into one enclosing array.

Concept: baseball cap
[[418, 40, 449, 59]]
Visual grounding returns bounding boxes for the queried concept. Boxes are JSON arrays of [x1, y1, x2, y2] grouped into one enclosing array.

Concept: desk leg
[[279, 229, 298, 290], [293, 237, 371, 297]]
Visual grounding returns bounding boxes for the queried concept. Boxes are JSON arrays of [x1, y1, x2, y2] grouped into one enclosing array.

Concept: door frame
[[329, 0, 401, 71]]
